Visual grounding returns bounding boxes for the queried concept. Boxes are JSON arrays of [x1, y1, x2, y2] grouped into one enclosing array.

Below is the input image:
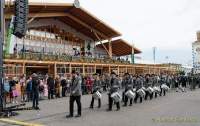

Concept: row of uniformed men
[[66, 71, 169, 118]]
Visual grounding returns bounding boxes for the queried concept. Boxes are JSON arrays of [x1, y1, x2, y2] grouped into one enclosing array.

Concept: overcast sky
[[23, 0, 200, 65]]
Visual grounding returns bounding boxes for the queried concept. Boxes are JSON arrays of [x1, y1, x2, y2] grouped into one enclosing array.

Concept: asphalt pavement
[[1, 89, 200, 126]]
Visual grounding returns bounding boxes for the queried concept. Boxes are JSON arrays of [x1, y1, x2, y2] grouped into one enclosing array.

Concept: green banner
[[4, 16, 14, 55], [131, 54, 134, 64]]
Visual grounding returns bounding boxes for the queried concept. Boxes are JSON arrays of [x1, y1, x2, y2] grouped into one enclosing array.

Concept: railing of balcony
[[4, 52, 131, 65]]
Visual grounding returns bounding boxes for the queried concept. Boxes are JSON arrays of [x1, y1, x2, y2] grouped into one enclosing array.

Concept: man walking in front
[[66, 70, 82, 118], [32, 73, 40, 110]]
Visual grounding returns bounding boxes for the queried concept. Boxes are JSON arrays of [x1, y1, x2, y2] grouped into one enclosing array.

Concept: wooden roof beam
[[5, 12, 69, 19], [64, 13, 109, 40], [6, 12, 111, 40], [93, 32, 111, 58]]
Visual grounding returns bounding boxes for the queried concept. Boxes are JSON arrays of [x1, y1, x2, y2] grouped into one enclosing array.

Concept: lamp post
[[131, 43, 135, 64], [153, 47, 156, 74], [0, 0, 5, 112]]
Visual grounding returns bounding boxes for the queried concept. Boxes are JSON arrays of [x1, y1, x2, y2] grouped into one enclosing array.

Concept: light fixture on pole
[[74, 0, 80, 8]]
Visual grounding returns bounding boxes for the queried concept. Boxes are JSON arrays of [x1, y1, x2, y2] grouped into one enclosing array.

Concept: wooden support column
[[148, 67, 151, 74], [117, 66, 120, 75], [143, 67, 145, 74], [109, 65, 111, 74], [83, 64, 85, 76], [48, 65, 50, 74], [133, 66, 136, 74], [54, 63, 57, 79], [94, 65, 97, 74], [108, 39, 112, 58], [22, 62, 25, 75], [69, 64, 72, 74]]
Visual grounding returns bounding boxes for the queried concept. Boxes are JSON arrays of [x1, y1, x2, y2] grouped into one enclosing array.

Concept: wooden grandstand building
[[3, 2, 177, 78]]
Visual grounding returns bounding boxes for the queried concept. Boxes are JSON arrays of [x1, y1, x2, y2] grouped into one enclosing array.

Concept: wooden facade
[[3, 2, 178, 78]]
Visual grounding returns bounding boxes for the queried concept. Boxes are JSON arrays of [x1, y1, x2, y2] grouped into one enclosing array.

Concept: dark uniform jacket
[[134, 77, 142, 90], [109, 77, 120, 94], [122, 77, 133, 90], [92, 79, 102, 92], [32, 77, 39, 93], [61, 79, 67, 88], [145, 77, 153, 88], [47, 77, 55, 90]]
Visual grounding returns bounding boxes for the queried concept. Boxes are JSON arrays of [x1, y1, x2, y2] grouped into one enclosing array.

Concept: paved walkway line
[[0, 118, 44, 126]]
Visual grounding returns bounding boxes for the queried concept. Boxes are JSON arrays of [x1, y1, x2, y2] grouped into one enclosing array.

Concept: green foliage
[[179, 70, 185, 75]]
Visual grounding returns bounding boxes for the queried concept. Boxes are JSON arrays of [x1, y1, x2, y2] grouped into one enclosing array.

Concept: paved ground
[[1, 89, 200, 126]]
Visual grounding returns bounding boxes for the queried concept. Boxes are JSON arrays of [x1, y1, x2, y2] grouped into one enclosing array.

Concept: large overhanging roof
[[5, 2, 121, 41], [96, 39, 142, 56]]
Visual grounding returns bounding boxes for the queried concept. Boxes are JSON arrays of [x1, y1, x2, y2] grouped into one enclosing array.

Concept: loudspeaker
[[13, 0, 29, 38]]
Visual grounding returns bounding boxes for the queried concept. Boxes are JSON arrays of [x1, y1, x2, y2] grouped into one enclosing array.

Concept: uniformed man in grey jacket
[[160, 75, 166, 96], [122, 73, 134, 106], [144, 74, 153, 100], [107, 72, 121, 111], [66, 70, 82, 118], [90, 73, 102, 108], [134, 75, 143, 103], [153, 75, 160, 98]]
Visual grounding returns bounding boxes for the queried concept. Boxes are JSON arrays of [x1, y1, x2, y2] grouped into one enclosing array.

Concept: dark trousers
[[48, 89, 54, 99], [103, 86, 107, 91], [160, 88, 166, 96], [124, 96, 133, 105], [166, 83, 170, 88], [90, 97, 101, 108], [32, 91, 39, 108], [123, 90, 133, 106], [62, 87, 66, 97], [27, 91, 32, 102], [134, 92, 142, 103], [81, 85, 87, 95], [69, 95, 82, 116], [122, 91, 125, 102], [154, 92, 158, 98], [145, 91, 153, 100], [108, 94, 120, 110]]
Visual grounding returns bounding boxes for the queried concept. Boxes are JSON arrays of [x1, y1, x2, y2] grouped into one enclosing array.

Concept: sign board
[[192, 42, 200, 73]]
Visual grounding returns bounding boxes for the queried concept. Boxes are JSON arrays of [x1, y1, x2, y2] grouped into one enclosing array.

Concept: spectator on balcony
[[87, 51, 92, 57], [21, 45, 25, 53], [13, 44, 18, 57]]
